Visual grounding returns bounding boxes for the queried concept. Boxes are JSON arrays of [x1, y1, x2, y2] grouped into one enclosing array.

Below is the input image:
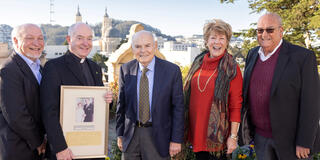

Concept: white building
[[177, 35, 205, 50], [44, 45, 99, 60], [229, 37, 243, 48], [162, 41, 196, 51], [155, 36, 167, 50], [160, 41, 200, 66]]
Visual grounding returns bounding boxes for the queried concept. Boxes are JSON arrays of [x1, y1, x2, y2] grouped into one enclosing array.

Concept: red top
[[188, 53, 243, 152]]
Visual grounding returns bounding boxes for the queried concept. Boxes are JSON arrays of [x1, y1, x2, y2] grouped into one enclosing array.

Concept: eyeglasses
[[256, 28, 276, 34]]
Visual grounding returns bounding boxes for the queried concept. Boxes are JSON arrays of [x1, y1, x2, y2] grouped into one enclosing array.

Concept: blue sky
[[0, 0, 264, 36]]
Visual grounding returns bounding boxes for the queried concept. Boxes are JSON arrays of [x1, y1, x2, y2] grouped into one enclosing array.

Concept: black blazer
[[116, 57, 185, 157], [40, 51, 103, 156], [0, 52, 45, 160], [240, 41, 320, 159]]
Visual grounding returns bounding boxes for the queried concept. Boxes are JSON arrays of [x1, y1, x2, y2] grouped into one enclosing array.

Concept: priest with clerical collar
[[40, 22, 113, 160]]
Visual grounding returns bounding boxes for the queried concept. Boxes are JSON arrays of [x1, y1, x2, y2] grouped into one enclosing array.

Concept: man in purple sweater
[[240, 12, 320, 160]]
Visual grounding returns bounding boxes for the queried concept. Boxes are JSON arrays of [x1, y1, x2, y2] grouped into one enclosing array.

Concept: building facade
[[100, 7, 122, 57]]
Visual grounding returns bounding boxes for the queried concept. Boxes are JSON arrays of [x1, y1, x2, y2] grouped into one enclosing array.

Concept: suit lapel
[[12, 52, 39, 86], [130, 60, 139, 115], [270, 42, 289, 96], [151, 57, 160, 116], [244, 50, 259, 101], [64, 51, 86, 85]]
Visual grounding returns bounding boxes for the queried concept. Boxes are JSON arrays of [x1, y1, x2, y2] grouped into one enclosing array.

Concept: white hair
[[68, 22, 94, 37], [131, 30, 155, 48], [11, 23, 42, 51]]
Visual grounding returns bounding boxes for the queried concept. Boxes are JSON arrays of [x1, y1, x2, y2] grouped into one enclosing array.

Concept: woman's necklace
[[197, 66, 217, 92]]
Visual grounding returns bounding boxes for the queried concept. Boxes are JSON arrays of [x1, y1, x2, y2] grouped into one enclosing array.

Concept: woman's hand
[[226, 136, 238, 154], [227, 122, 240, 154]]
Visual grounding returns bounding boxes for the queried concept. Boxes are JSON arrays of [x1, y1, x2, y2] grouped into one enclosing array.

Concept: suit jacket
[[40, 50, 103, 156], [116, 57, 185, 157], [240, 40, 320, 159], [84, 103, 94, 122], [0, 52, 44, 160]]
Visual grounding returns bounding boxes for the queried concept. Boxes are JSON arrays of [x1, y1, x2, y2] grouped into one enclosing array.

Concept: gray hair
[[131, 30, 155, 48], [203, 19, 232, 48], [68, 22, 93, 37], [11, 23, 42, 51], [260, 12, 283, 26]]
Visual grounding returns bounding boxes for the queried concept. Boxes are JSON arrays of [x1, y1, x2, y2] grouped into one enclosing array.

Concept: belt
[[136, 121, 152, 127]]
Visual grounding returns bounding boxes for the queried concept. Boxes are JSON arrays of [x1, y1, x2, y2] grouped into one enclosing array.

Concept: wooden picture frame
[[60, 85, 109, 159]]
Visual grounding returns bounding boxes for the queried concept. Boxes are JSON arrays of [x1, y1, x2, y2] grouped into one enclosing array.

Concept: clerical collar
[[70, 52, 86, 63]]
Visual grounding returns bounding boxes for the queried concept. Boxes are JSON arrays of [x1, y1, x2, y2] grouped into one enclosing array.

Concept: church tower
[[100, 6, 121, 56], [101, 7, 111, 38], [75, 5, 82, 23]]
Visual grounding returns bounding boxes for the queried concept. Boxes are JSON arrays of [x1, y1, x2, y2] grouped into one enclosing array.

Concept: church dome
[[104, 27, 120, 38]]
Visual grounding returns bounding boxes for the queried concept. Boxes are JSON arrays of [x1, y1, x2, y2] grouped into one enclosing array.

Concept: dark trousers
[[123, 127, 170, 160], [254, 133, 312, 160], [195, 151, 228, 160]]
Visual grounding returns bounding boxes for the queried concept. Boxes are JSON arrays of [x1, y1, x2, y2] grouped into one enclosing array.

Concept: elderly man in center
[[184, 19, 243, 160], [116, 30, 185, 160]]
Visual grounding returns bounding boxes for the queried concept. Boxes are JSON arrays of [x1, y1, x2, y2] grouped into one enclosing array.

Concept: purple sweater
[[249, 47, 281, 138]]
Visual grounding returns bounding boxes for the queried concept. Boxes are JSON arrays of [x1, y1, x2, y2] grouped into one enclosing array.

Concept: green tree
[[221, 0, 320, 58], [179, 65, 191, 85], [91, 53, 108, 70], [115, 38, 128, 50]]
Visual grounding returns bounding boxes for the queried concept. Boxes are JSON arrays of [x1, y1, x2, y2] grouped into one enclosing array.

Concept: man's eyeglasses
[[256, 28, 276, 34]]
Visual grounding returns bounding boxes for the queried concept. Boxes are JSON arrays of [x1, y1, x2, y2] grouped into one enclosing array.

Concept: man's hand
[[169, 142, 181, 157], [104, 91, 113, 104], [37, 138, 47, 155], [296, 146, 310, 159], [117, 137, 123, 151], [56, 148, 74, 160], [226, 137, 238, 154]]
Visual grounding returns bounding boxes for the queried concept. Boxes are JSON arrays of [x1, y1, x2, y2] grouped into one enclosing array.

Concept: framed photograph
[[60, 85, 109, 159]]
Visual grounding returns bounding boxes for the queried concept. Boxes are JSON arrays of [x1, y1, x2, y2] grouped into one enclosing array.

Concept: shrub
[[110, 139, 122, 160], [232, 144, 256, 160], [109, 79, 119, 119]]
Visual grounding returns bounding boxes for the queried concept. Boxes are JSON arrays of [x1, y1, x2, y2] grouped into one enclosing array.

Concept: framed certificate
[[60, 85, 109, 159]]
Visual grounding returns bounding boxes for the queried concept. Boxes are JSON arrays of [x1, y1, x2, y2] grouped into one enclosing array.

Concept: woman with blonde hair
[[184, 19, 243, 159]]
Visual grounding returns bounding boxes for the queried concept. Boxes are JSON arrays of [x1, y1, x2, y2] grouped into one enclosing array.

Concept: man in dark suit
[[83, 99, 94, 122], [116, 30, 184, 160], [0, 24, 46, 159], [40, 22, 112, 160], [240, 12, 320, 160]]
